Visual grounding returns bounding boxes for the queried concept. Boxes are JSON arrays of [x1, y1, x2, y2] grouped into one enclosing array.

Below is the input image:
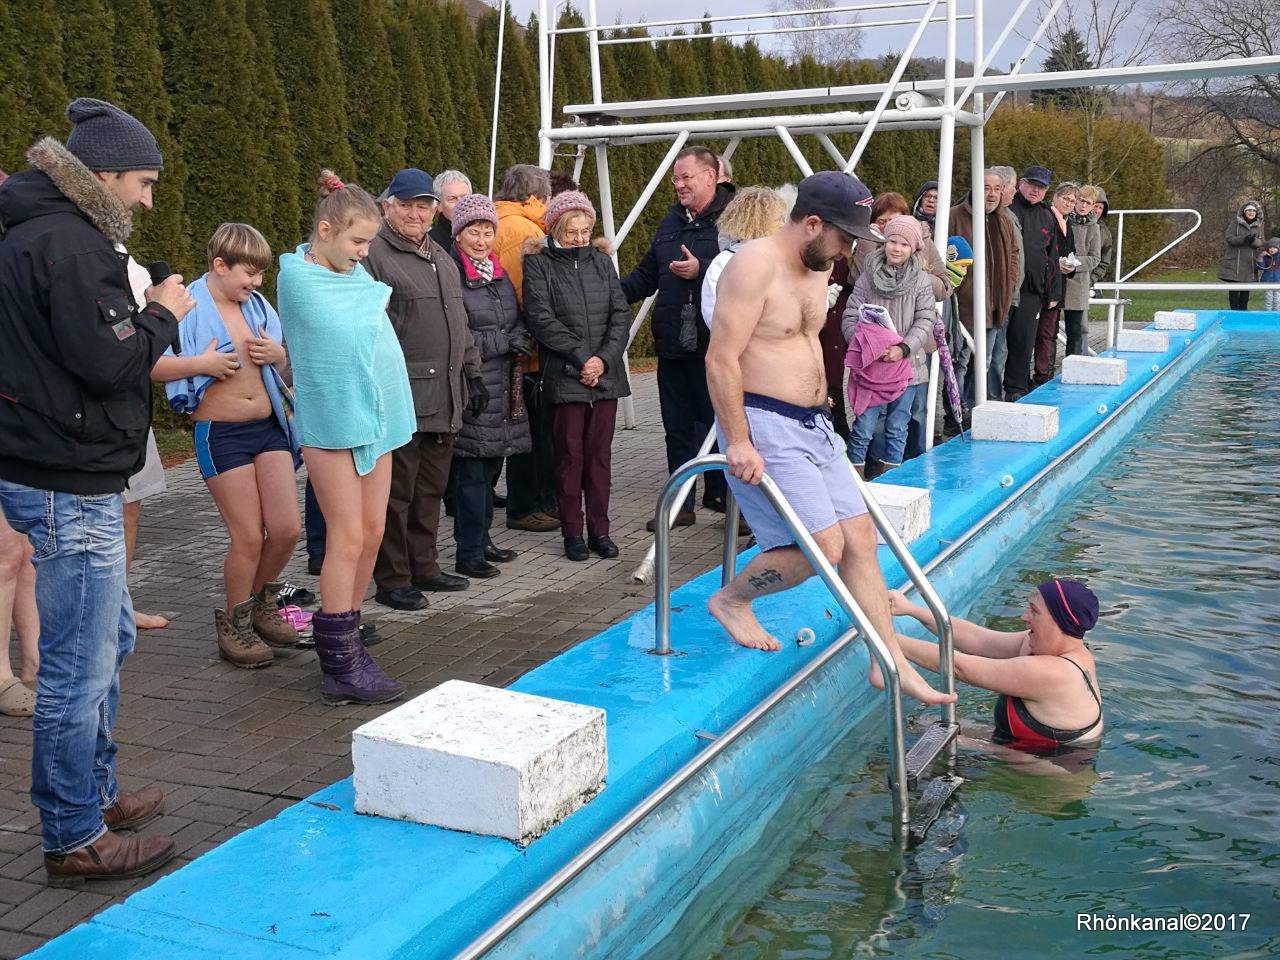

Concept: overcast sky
[[503, 0, 1053, 70]]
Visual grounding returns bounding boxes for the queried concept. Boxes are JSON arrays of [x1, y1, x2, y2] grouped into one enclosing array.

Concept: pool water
[[655, 336, 1280, 959]]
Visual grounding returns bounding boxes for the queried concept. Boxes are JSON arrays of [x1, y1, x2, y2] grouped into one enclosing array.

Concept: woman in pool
[[889, 578, 1102, 752], [276, 170, 415, 705]]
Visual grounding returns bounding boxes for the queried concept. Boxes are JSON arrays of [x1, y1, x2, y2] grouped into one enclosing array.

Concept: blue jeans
[[847, 384, 922, 467], [0, 480, 135, 854]]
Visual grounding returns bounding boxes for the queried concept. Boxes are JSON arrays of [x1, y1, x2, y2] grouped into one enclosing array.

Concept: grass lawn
[[1118, 265, 1227, 321], [155, 426, 193, 467]]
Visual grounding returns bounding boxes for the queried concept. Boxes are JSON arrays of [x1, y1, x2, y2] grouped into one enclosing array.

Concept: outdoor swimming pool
[[654, 334, 1280, 959]]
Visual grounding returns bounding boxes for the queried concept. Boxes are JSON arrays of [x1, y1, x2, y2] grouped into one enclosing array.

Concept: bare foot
[[708, 590, 781, 651], [134, 611, 169, 631], [866, 655, 956, 705]]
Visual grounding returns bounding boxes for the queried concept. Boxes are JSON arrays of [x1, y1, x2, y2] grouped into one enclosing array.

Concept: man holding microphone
[[0, 98, 194, 887]]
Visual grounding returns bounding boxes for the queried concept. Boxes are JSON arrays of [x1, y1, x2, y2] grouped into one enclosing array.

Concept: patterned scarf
[[468, 254, 494, 283]]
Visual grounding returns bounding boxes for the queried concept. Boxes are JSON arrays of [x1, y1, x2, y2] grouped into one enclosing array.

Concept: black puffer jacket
[[620, 184, 733, 358], [1011, 191, 1058, 298], [0, 138, 178, 495], [522, 238, 633, 405], [451, 248, 532, 460]]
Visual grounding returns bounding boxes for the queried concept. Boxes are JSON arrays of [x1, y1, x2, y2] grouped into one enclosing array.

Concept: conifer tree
[[245, 0, 301, 253], [59, 0, 116, 101], [264, 0, 355, 236], [0, 0, 32, 169], [435, 1, 488, 181], [408, 0, 465, 177], [386, 1, 442, 175], [22, 0, 69, 145], [110, 0, 191, 274], [475, 7, 540, 185], [330, 0, 407, 189]]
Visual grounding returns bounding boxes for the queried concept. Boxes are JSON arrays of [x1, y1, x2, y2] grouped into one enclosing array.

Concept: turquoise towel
[[277, 245, 407, 472]]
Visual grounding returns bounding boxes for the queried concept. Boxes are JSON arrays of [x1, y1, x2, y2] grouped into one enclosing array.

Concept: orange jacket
[[494, 196, 546, 372]]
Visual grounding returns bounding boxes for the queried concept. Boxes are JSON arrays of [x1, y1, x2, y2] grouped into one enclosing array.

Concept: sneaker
[[276, 580, 316, 607]]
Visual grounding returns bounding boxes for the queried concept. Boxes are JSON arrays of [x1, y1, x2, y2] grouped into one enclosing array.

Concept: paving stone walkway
[[0, 370, 732, 957]]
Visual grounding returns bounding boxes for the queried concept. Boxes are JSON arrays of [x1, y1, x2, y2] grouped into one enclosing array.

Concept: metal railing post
[[632, 426, 719, 584], [650, 455, 909, 826], [721, 490, 740, 589]]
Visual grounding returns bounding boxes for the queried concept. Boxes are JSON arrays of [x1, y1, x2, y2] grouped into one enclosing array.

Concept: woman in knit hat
[[521, 190, 631, 561], [448, 194, 533, 579], [841, 214, 939, 478]]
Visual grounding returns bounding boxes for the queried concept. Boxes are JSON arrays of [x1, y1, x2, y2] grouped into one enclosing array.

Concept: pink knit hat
[[881, 214, 923, 252], [451, 193, 499, 238], [544, 190, 596, 237]]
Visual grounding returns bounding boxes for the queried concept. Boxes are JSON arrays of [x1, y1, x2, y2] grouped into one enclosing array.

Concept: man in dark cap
[[0, 98, 193, 886], [1005, 165, 1059, 400], [890, 577, 1104, 751], [365, 168, 482, 609], [704, 170, 953, 707]]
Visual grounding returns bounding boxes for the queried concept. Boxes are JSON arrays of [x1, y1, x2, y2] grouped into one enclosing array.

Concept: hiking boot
[[215, 602, 273, 669], [251, 583, 301, 648], [313, 610, 404, 706], [45, 829, 176, 888], [102, 786, 165, 832]]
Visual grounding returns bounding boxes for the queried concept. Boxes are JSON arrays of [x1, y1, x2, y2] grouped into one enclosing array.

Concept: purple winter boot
[[312, 610, 405, 705]]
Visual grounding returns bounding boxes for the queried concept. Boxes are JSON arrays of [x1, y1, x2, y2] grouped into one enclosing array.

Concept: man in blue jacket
[[0, 99, 193, 886], [622, 146, 734, 527]]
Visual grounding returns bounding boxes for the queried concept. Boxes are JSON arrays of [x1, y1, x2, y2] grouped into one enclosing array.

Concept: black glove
[[509, 329, 534, 357], [467, 375, 489, 418]]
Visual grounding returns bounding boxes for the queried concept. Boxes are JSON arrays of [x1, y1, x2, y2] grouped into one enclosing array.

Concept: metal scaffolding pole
[[537, 0, 552, 168], [970, 0, 988, 405]]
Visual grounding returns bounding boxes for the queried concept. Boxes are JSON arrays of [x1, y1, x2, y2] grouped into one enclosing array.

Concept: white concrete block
[[1153, 310, 1196, 330], [353, 680, 606, 843], [1062, 355, 1127, 386], [971, 400, 1059, 442], [1116, 329, 1169, 352], [867, 483, 930, 545]]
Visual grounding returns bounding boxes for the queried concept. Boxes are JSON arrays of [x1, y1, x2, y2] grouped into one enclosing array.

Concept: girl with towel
[[276, 171, 414, 705], [841, 215, 938, 479]]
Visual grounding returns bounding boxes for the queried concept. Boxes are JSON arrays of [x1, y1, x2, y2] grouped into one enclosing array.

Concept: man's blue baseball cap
[[1021, 165, 1052, 187], [384, 168, 438, 201], [794, 171, 881, 241]]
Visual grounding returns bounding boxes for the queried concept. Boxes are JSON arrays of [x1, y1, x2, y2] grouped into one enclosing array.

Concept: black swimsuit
[[993, 655, 1102, 750]]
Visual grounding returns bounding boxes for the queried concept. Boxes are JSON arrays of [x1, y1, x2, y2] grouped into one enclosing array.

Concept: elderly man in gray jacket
[[366, 169, 482, 609]]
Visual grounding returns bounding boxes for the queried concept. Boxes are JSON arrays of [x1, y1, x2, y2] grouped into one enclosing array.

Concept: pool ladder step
[[904, 721, 960, 790], [909, 773, 964, 843]]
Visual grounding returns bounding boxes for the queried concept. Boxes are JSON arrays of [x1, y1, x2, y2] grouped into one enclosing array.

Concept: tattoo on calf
[[748, 568, 784, 592]]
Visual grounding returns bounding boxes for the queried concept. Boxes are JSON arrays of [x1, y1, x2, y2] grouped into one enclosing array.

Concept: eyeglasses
[[670, 172, 711, 186]]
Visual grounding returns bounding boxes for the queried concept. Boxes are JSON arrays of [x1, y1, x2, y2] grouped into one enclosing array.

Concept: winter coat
[[1092, 199, 1113, 285], [1011, 191, 1058, 299], [0, 137, 179, 495], [949, 197, 1018, 331], [1257, 246, 1280, 282], [621, 184, 734, 358], [427, 215, 453, 251], [912, 180, 938, 230], [1064, 218, 1101, 312], [363, 223, 480, 435], [450, 249, 532, 460], [1046, 208, 1076, 304], [522, 238, 633, 405], [494, 196, 546, 308], [847, 226, 949, 302], [1001, 206, 1024, 309], [1218, 201, 1264, 283], [842, 261, 937, 386]]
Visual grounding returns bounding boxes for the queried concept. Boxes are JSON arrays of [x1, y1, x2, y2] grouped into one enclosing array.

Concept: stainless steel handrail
[[716, 460, 958, 729], [654, 455, 909, 818]]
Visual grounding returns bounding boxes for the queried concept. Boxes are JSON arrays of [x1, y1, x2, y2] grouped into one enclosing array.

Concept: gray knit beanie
[[65, 98, 163, 172]]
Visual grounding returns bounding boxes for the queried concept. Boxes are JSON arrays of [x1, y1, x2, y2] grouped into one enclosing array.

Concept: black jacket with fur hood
[[0, 138, 178, 495]]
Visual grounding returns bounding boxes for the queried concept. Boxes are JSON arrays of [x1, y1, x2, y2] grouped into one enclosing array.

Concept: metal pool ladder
[[654, 454, 961, 836], [450, 455, 961, 960]]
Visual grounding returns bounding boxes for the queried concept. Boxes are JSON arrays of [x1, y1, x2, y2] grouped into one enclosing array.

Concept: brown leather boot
[[102, 786, 165, 832], [251, 582, 300, 648], [216, 602, 273, 669], [45, 829, 176, 888]]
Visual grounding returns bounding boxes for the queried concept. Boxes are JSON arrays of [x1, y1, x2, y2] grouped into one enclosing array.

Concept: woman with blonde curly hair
[[701, 186, 789, 326]]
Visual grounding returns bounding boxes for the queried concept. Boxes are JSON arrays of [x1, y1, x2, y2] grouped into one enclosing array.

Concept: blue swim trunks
[[193, 415, 293, 480], [717, 393, 867, 552]]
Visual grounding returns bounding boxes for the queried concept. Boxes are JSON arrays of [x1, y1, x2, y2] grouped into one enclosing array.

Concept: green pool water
[[659, 336, 1280, 959]]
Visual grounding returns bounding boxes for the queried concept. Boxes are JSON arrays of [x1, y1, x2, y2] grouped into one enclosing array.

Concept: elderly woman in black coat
[[522, 191, 631, 561], [448, 194, 533, 579], [1219, 200, 1264, 311]]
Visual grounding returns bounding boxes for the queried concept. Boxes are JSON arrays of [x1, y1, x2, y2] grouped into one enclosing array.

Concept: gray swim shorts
[[716, 394, 867, 552]]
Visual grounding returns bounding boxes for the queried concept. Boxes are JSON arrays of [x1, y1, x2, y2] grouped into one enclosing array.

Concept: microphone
[[147, 261, 172, 287]]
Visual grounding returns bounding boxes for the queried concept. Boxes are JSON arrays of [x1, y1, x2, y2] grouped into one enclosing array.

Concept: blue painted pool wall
[[29, 311, 1271, 960]]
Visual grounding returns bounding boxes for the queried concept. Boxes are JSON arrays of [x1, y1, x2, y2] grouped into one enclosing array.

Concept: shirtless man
[[154, 223, 302, 668], [706, 171, 953, 706]]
